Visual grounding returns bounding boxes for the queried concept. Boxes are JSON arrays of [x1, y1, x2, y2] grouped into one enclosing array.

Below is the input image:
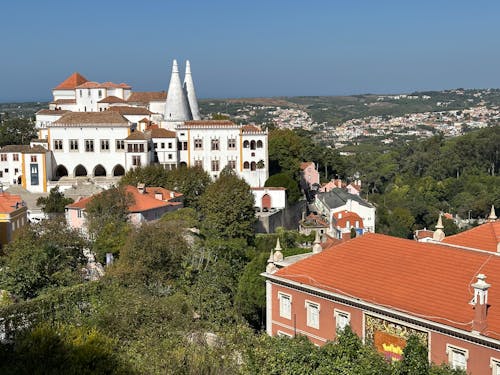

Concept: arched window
[[250, 162, 257, 171], [243, 161, 250, 169], [113, 164, 125, 176], [243, 140, 249, 148], [74, 164, 87, 177], [55, 165, 68, 179], [93, 164, 106, 177], [250, 140, 256, 150], [257, 140, 263, 148]]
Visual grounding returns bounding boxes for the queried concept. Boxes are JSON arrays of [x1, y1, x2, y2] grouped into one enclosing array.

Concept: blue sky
[[1, 0, 500, 102]]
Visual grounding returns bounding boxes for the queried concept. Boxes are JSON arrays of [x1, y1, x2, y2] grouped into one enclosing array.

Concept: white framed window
[[446, 344, 468, 371], [305, 300, 320, 329], [77, 209, 82, 218], [194, 138, 203, 150], [69, 139, 79, 151], [116, 140, 125, 151], [491, 358, 500, 375], [334, 309, 350, 331], [85, 139, 94, 152], [100, 139, 110, 151], [278, 292, 292, 320]]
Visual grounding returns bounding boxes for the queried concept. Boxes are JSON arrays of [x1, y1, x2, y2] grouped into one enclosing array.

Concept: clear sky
[[1, 0, 500, 102]]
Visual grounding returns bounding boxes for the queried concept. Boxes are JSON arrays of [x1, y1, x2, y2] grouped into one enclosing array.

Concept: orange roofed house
[[263, 215, 500, 373], [0, 191, 27, 247], [65, 184, 183, 232]]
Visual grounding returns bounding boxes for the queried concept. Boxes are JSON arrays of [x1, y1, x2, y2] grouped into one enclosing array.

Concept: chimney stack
[[471, 274, 490, 333], [312, 230, 323, 254]]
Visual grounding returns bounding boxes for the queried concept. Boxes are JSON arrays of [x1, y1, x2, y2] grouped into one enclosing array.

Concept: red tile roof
[[51, 99, 77, 104], [332, 210, 364, 229], [77, 81, 131, 89], [274, 230, 500, 339], [300, 162, 314, 170], [149, 128, 176, 138], [0, 192, 24, 214], [54, 72, 88, 90], [98, 96, 126, 103], [127, 91, 167, 103], [52, 112, 129, 126], [241, 124, 262, 133], [36, 109, 69, 116], [443, 221, 500, 252], [183, 120, 237, 128], [107, 106, 152, 115], [67, 185, 182, 213]]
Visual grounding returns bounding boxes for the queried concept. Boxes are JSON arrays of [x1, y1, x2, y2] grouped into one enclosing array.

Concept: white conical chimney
[[164, 59, 191, 124], [433, 214, 445, 242], [183, 60, 201, 120]]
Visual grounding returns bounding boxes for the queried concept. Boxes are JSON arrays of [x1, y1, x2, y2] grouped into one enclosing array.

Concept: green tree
[[199, 171, 256, 242], [164, 166, 211, 210], [85, 185, 133, 239], [394, 335, 429, 375], [119, 164, 169, 187], [110, 221, 187, 293], [0, 219, 88, 299], [265, 172, 301, 204], [36, 186, 73, 214], [0, 117, 36, 147], [268, 129, 303, 176]]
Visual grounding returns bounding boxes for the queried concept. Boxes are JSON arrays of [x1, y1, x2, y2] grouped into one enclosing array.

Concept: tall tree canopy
[[199, 170, 256, 242], [0, 117, 36, 146]]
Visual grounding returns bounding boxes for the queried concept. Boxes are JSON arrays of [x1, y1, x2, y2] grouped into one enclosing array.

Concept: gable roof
[[149, 128, 176, 139], [125, 131, 147, 141], [332, 210, 364, 228], [98, 95, 126, 104], [127, 91, 167, 103], [0, 145, 48, 154], [107, 106, 153, 115], [442, 221, 500, 252], [273, 231, 500, 340], [316, 187, 373, 209], [52, 112, 129, 126], [54, 72, 88, 90]]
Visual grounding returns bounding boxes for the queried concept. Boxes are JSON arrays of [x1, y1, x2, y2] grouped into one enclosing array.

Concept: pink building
[[65, 184, 183, 231], [264, 220, 500, 373], [300, 162, 320, 190]]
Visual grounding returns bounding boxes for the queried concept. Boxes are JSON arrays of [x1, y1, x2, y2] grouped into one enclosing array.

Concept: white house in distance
[[5, 58, 269, 193], [314, 187, 375, 233]]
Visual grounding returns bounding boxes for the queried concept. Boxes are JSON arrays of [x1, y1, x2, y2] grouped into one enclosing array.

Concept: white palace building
[[0, 60, 268, 193]]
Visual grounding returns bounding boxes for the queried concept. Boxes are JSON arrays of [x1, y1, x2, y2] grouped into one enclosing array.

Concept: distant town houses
[[2, 59, 269, 194]]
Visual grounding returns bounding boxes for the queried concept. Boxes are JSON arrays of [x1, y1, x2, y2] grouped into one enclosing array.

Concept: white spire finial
[[172, 59, 179, 73], [312, 230, 323, 254], [433, 214, 445, 242], [488, 205, 497, 222], [183, 60, 201, 120], [273, 238, 283, 262], [266, 248, 277, 274]]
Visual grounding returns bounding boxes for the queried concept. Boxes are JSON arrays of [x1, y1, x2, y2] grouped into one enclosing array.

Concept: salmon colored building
[[0, 191, 27, 247], [264, 218, 500, 373], [65, 184, 183, 231]]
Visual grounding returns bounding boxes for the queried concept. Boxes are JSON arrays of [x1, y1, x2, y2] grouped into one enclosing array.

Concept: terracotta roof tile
[[52, 112, 129, 126], [300, 162, 314, 170], [149, 128, 176, 138], [443, 221, 500, 252], [0, 192, 25, 214], [54, 72, 88, 90], [241, 124, 262, 133], [107, 106, 152, 115], [98, 96, 126, 104], [51, 99, 76, 104], [36, 109, 69, 116], [127, 91, 167, 103], [183, 120, 236, 128], [0, 145, 47, 154], [274, 229, 500, 339], [333, 210, 364, 228], [67, 185, 182, 213], [77, 81, 131, 89], [125, 131, 147, 141]]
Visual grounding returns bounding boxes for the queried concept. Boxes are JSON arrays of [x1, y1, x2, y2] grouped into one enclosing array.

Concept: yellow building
[[0, 191, 28, 248]]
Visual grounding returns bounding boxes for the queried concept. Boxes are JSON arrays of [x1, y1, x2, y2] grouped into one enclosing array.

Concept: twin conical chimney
[[165, 60, 191, 123], [164, 59, 200, 124], [183, 60, 201, 120]]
